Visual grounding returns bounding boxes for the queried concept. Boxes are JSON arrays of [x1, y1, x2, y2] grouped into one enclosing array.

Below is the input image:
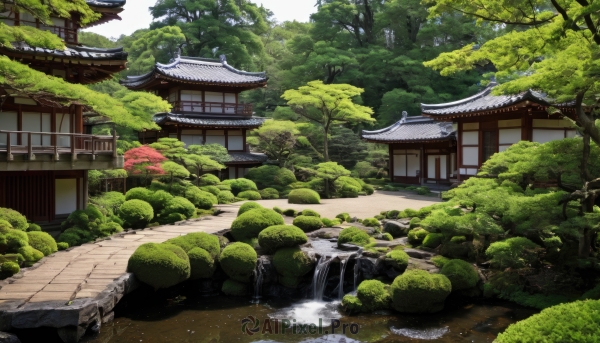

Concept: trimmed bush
[[283, 209, 297, 217], [338, 227, 371, 247], [222, 279, 248, 296], [57, 242, 69, 251], [0, 208, 28, 231], [409, 217, 421, 229], [273, 247, 313, 277], [237, 190, 262, 200], [217, 191, 236, 204], [293, 215, 323, 233], [188, 247, 216, 279], [230, 208, 284, 241], [336, 213, 351, 223], [0, 254, 23, 264], [166, 232, 221, 258], [362, 218, 380, 227], [398, 208, 419, 219], [27, 232, 57, 256], [246, 165, 296, 189], [495, 300, 600, 343], [238, 202, 263, 216], [159, 213, 186, 224], [288, 189, 320, 204], [386, 250, 409, 271], [301, 209, 320, 217], [422, 233, 444, 248], [127, 243, 190, 290], [27, 223, 41, 232], [407, 228, 428, 245], [1, 261, 20, 277], [390, 270, 452, 313], [259, 188, 280, 200], [57, 228, 94, 247], [119, 200, 154, 229], [160, 196, 196, 219], [219, 242, 257, 283], [216, 184, 231, 191], [440, 259, 479, 291], [125, 187, 153, 203], [258, 225, 308, 253], [356, 280, 391, 312], [185, 187, 218, 210], [486, 237, 542, 269], [229, 178, 258, 195], [199, 174, 220, 186], [200, 186, 221, 196], [17, 246, 44, 264], [145, 190, 174, 214], [5, 230, 29, 252], [273, 206, 283, 214]]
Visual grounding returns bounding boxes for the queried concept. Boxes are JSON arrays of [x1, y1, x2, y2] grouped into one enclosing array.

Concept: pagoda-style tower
[[121, 54, 269, 179], [0, 1, 128, 222]]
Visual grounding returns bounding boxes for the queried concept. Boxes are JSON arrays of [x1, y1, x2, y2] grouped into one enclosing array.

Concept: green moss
[[357, 280, 391, 312], [185, 187, 218, 210], [273, 247, 313, 277], [0, 254, 23, 264], [283, 209, 297, 217], [381, 233, 393, 241], [217, 191, 236, 204], [430, 255, 451, 268], [1, 261, 20, 277], [127, 243, 191, 290], [17, 246, 44, 264], [407, 228, 428, 245], [5, 230, 29, 252], [199, 174, 221, 186], [161, 196, 196, 220], [486, 237, 542, 269], [390, 270, 452, 313], [259, 188, 280, 199], [200, 186, 221, 196], [229, 178, 258, 195], [288, 189, 321, 204], [238, 190, 262, 200], [422, 233, 444, 248], [409, 217, 422, 229], [231, 208, 284, 241], [440, 259, 479, 291], [362, 218, 380, 227], [219, 242, 257, 283], [221, 279, 248, 296], [292, 215, 323, 233], [450, 236, 466, 244], [188, 247, 216, 279], [258, 225, 308, 253], [386, 250, 409, 271], [336, 213, 351, 222], [119, 199, 154, 229], [246, 165, 297, 189], [398, 208, 419, 218], [273, 207, 283, 214], [386, 210, 400, 219], [341, 294, 363, 312], [26, 231, 57, 256], [279, 274, 302, 288], [300, 209, 321, 217], [57, 242, 69, 251], [27, 223, 41, 232], [321, 218, 341, 227], [238, 202, 263, 216], [166, 232, 221, 259], [338, 227, 371, 247], [0, 208, 28, 231]]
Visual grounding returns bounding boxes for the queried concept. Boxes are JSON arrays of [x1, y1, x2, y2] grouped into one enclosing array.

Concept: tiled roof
[[421, 82, 553, 116], [154, 113, 266, 128], [361, 114, 455, 143], [2, 42, 127, 61], [121, 55, 268, 89], [86, 0, 126, 8], [226, 152, 268, 164]]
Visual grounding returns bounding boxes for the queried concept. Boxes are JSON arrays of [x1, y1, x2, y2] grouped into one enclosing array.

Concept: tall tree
[[250, 120, 300, 167]]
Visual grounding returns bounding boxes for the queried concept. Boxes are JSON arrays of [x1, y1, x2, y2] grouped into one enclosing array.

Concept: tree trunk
[[323, 124, 330, 162]]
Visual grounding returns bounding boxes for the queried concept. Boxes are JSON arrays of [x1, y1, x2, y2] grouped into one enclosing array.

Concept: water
[[338, 259, 348, 300], [252, 259, 264, 303], [313, 256, 335, 301]]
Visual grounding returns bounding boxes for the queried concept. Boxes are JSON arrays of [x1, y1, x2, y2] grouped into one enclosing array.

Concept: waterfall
[[313, 255, 335, 301], [338, 259, 348, 300], [252, 259, 264, 303], [353, 248, 363, 292]]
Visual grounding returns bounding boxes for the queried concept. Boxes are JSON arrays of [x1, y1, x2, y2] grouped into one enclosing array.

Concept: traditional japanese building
[[121, 54, 269, 179], [363, 82, 577, 184], [0, 1, 127, 222]]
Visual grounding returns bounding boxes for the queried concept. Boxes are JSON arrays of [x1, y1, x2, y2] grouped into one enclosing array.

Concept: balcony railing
[[0, 130, 117, 161], [171, 101, 253, 115]]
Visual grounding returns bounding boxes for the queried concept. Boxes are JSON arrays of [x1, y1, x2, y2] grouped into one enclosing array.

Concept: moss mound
[[273, 247, 313, 277], [0, 208, 28, 231], [229, 178, 258, 195], [119, 199, 154, 229], [217, 190, 236, 204], [292, 215, 323, 232], [17, 246, 44, 264], [127, 243, 191, 290], [166, 232, 221, 258], [341, 294, 363, 312], [199, 174, 220, 186], [258, 225, 308, 253], [238, 202, 263, 216], [390, 270, 452, 313], [407, 228, 428, 245], [230, 208, 284, 241], [357, 280, 391, 312], [219, 242, 257, 283], [381, 233, 393, 241], [188, 247, 216, 279], [362, 218, 380, 227], [26, 231, 58, 256], [57, 242, 69, 251], [1, 261, 20, 277], [422, 233, 444, 248], [440, 259, 479, 291], [336, 213, 350, 222], [409, 217, 421, 229], [259, 188, 280, 199], [300, 209, 320, 217], [238, 190, 262, 200], [338, 227, 371, 247], [385, 250, 409, 271], [222, 279, 248, 296], [283, 209, 297, 217], [185, 187, 218, 210], [288, 189, 320, 204]]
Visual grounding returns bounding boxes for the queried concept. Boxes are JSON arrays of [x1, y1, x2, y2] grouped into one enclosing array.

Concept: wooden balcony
[[18, 20, 77, 44], [171, 101, 253, 115]]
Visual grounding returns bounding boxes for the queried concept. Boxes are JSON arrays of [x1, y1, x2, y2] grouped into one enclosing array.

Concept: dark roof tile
[[227, 152, 268, 164], [361, 115, 455, 143], [154, 113, 266, 128], [3, 42, 127, 61]]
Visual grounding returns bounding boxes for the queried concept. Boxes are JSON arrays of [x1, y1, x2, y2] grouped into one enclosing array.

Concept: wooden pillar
[[388, 144, 394, 182], [420, 145, 425, 185], [457, 122, 462, 182], [83, 170, 89, 209]]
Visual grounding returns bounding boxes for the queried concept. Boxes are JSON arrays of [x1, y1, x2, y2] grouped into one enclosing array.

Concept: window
[[1, 10, 15, 26], [180, 90, 202, 111], [19, 12, 36, 27], [205, 130, 225, 147], [0, 112, 18, 147], [205, 92, 224, 113], [225, 93, 236, 114], [228, 130, 243, 150], [482, 130, 497, 163], [55, 112, 71, 147], [181, 129, 203, 147], [22, 112, 51, 146]]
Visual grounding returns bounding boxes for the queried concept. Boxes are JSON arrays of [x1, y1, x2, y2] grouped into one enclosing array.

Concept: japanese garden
[[0, 0, 599, 342]]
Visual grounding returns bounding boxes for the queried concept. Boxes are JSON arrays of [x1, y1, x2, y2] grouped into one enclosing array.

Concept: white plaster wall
[[55, 113, 70, 147], [0, 111, 18, 147], [393, 154, 406, 177], [428, 155, 448, 179], [205, 135, 226, 146], [532, 129, 565, 144], [228, 136, 244, 150], [462, 147, 479, 166], [499, 128, 521, 145], [55, 179, 77, 215], [407, 154, 420, 177], [462, 131, 479, 145]]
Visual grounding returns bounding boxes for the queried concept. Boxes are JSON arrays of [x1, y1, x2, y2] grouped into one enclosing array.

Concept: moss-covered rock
[[0, 208, 28, 231], [166, 232, 221, 258], [282, 209, 297, 217], [230, 208, 284, 241], [127, 243, 190, 290], [386, 210, 400, 219], [300, 209, 320, 217], [440, 259, 479, 291], [422, 233, 444, 248], [26, 231, 57, 256], [221, 279, 248, 296], [357, 280, 391, 312], [1, 261, 20, 277], [341, 294, 363, 312], [362, 218, 380, 227], [338, 227, 371, 247], [336, 213, 350, 223], [390, 270, 452, 313], [237, 202, 263, 216], [119, 199, 154, 229], [409, 217, 421, 229], [288, 189, 320, 204], [217, 190, 236, 204], [185, 187, 218, 210], [219, 242, 257, 283], [321, 218, 341, 227], [385, 250, 409, 271], [258, 225, 308, 253], [188, 247, 216, 279], [407, 228, 428, 245], [292, 215, 323, 233], [259, 188, 280, 199], [273, 247, 313, 277], [381, 233, 393, 241], [237, 190, 262, 200]]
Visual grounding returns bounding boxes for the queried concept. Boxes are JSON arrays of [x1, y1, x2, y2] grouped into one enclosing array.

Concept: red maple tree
[[124, 146, 167, 185]]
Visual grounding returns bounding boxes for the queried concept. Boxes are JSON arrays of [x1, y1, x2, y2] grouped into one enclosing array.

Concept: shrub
[[159, 213, 186, 224], [26, 232, 57, 256], [258, 225, 308, 253], [0, 253, 23, 264], [237, 190, 262, 200], [440, 259, 479, 291], [246, 165, 296, 189], [288, 189, 320, 204], [582, 284, 600, 300], [125, 187, 153, 203], [199, 174, 220, 186], [398, 208, 419, 218], [259, 188, 280, 199], [407, 228, 428, 245], [229, 178, 258, 195], [273, 207, 283, 214], [127, 243, 191, 290], [336, 213, 350, 222], [283, 209, 297, 217], [219, 242, 257, 283], [200, 186, 221, 196], [5, 230, 29, 252], [17, 246, 44, 264], [301, 209, 321, 217], [216, 184, 231, 191], [386, 210, 400, 219], [188, 247, 216, 279], [185, 187, 218, 210], [338, 227, 371, 247], [382, 233, 393, 241], [145, 190, 174, 214], [409, 217, 421, 229], [416, 186, 430, 195], [230, 208, 284, 241], [57, 242, 69, 251], [222, 279, 248, 296], [95, 222, 123, 238], [362, 218, 380, 227], [495, 300, 600, 343], [57, 228, 94, 247], [386, 250, 409, 271], [217, 191, 236, 204], [1, 261, 20, 277], [160, 197, 196, 219], [356, 280, 391, 312], [390, 270, 452, 313], [238, 202, 263, 216], [166, 232, 221, 258], [450, 236, 466, 244], [273, 247, 313, 277], [486, 237, 542, 269], [0, 208, 28, 231], [293, 216, 323, 233], [27, 223, 41, 232], [422, 233, 444, 248], [119, 200, 154, 229]]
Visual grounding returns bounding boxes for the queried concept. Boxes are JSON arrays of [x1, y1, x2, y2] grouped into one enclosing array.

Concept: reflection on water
[[390, 326, 449, 340]]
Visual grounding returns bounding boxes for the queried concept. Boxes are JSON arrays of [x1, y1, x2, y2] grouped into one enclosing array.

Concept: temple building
[[0, 1, 127, 222], [121, 55, 269, 179], [362, 82, 577, 184]]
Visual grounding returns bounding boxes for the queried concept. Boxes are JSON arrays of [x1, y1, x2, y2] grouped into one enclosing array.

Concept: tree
[[161, 161, 190, 192], [188, 144, 231, 164], [315, 162, 351, 198], [182, 155, 225, 186], [328, 126, 368, 169], [124, 146, 167, 185], [252, 120, 300, 167], [150, 138, 188, 161], [282, 81, 374, 161], [354, 161, 376, 178]]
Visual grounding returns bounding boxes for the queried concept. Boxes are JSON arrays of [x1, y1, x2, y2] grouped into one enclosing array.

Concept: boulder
[[0, 332, 20, 343], [403, 248, 435, 259]]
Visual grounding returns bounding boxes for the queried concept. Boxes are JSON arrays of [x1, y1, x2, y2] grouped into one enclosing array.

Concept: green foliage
[[221, 279, 248, 296], [273, 247, 313, 277], [341, 294, 363, 312], [200, 186, 221, 196], [119, 200, 154, 229], [185, 187, 218, 210], [450, 236, 466, 244], [127, 243, 190, 290], [258, 225, 308, 253], [199, 174, 221, 186], [407, 228, 428, 245], [160, 196, 195, 221], [409, 217, 422, 229], [5, 230, 29, 252], [166, 232, 221, 259], [0, 208, 28, 231], [91, 192, 126, 215], [238, 202, 263, 216], [422, 233, 444, 249], [26, 232, 57, 256], [362, 218, 380, 227], [26, 223, 41, 232], [283, 209, 298, 217], [246, 165, 297, 189], [229, 178, 258, 196], [217, 191, 236, 204], [188, 247, 216, 279], [440, 259, 479, 291], [231, 208, 285, 242], [300, 209, 321, 217], [322, 218, 341, 227], [57, 228, 94, 247], [237, 190, 262, 200], [390, 270, 452, 313], [292, 216, 323, 233], [386, 210, 401, 219], [336, 213, 351, 222], [382, 233, 393, 241], [486, 237, 542, 269], [219, 242, 257, 283], [273, 207, 283, 214], [17, 246, 44, 264], [386, 250, 409, 271], [259, 188, 280, 199], [431, 256, 451, 268], [1, 261, 20, 278], [338, 227, 371, 247], [288, 188, 321, 204], [57, 242, 69, 251], [356, 280, 391, 312]]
